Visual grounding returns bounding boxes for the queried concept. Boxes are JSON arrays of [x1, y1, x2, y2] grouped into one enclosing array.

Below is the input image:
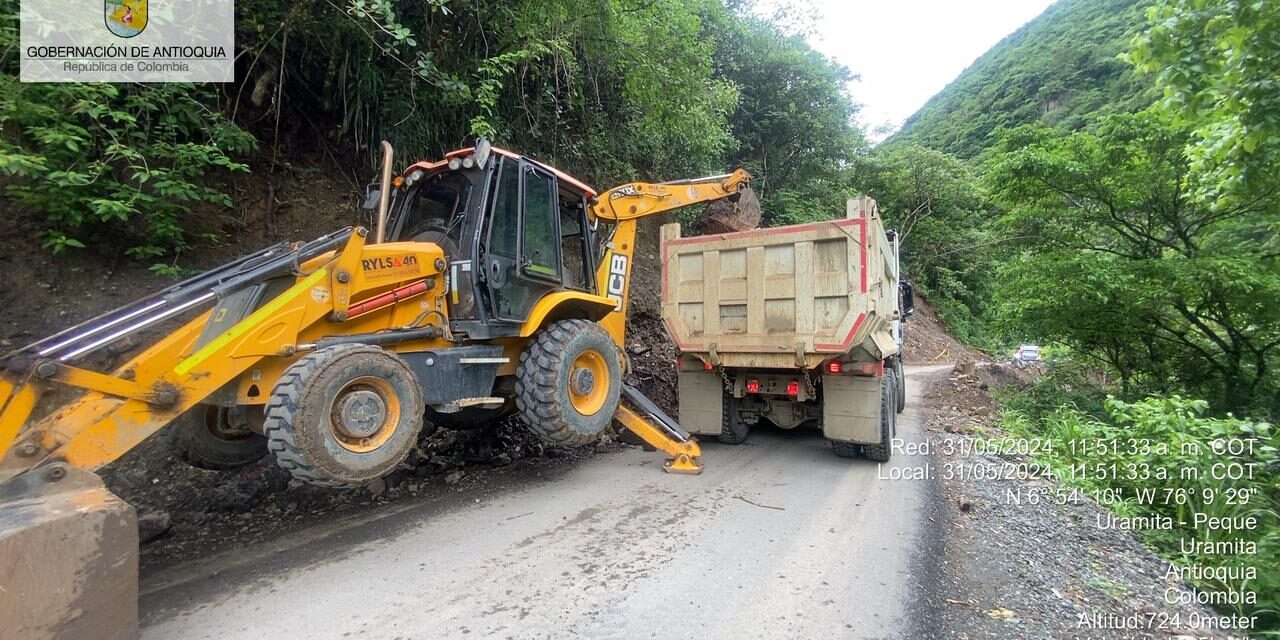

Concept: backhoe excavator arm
[[589, 169, 753, 222], [574, 169, 756, 475], [586, 169, 754, 345]]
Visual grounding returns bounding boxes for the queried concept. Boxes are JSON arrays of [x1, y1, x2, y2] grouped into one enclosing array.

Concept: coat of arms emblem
[[105, 0, 147, 38]]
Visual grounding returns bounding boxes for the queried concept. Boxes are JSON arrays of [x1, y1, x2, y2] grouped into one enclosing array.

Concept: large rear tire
[[893, 357, 905, 414], [831, 441, 861, 458], [861, 374, 894, 462], [718, 387, 750, 444], [263, 344, 425, 487], [516, 319, 621, 447], [165, 405, 268, 471]]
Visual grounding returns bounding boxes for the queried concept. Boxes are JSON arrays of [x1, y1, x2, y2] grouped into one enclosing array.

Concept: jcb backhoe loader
[[0, 139, 759, 640]]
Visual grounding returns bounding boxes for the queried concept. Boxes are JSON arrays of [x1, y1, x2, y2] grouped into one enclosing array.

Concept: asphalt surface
[[140, 365, 950, 640]]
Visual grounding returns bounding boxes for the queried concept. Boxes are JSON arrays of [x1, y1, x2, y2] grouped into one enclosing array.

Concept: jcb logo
[[362, 255, 418, 271], [607, 254, 628, 310]]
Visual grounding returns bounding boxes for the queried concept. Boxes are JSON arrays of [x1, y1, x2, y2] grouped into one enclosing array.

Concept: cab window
[[521, 165, 559, 280]]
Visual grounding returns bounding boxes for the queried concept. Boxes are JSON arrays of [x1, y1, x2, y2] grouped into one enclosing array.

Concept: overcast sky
[[764, 0, 1056, 140]]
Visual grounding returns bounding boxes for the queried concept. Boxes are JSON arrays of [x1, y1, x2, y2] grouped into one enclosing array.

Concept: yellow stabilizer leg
[[614, 405, 703, 475]]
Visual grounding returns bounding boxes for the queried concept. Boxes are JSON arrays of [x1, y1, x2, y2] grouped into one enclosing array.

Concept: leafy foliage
[[987, 112, 1280, 416], [710, 11, 867, 224], [892, 0, 1155, 158], [1000, 397, 1279, 630], [1, 0, 866, 260], [1130, 0, 1280, 207], [854, 145, 996, 346], [0, 10, 253, 257]]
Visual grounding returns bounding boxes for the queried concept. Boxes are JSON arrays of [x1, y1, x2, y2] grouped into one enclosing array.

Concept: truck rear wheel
[[165, 405, 267, 470], [263, 344, 425, 487], [893, 357, 905, 414], [516, 319, 621, 447], [861, 374, 894, 462], [718, 388, 750, 444]]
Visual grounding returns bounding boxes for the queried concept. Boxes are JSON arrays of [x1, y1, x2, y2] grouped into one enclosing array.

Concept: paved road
[[141, 365, 950, 640]]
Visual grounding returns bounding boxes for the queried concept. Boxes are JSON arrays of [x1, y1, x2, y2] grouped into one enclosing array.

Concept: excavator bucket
[[0, 464, 138, 640], [692, 186, 762, 234]]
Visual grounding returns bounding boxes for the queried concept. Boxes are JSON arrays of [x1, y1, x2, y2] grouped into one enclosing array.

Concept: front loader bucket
[[0, 464, 138, 640]]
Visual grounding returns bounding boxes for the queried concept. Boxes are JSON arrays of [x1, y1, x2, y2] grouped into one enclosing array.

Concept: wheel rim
[[202, 406, 253, 442], [328, 376, 401, 453], [568, 349, 610, 416]]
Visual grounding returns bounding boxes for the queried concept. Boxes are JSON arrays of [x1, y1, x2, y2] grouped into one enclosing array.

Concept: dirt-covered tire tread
[[263, 344, 422, 487], [862, 373, 894, 462], [515, 319, 620, 447], [831, 440, 861, 458], [717, 386, 750, 444], [893, 356, 906, 414]]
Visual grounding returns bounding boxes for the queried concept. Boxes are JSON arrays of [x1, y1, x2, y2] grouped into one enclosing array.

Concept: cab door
[[483, 157, 562, 323]]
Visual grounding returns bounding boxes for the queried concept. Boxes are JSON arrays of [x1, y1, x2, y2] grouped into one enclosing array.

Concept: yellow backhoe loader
[[0, 139, 759, 639]]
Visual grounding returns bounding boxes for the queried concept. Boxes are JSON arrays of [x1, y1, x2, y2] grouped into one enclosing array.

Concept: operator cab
[[379, 142, 601, 339]]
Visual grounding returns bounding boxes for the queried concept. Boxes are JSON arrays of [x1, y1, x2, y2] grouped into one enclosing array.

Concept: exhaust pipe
[[374, 140, 394, 244]]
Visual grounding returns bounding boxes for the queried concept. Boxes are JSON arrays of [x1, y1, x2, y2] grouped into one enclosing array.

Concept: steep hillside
[[892, 0, 1154, 157]]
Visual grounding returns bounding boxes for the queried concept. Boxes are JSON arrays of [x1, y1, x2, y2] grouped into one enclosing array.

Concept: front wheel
[[515, 319, 621, 446]]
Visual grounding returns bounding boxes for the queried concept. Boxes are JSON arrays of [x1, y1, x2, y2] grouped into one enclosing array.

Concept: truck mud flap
[[675, 370, 722, 436], [0, 464, 138, 640], [821, 374, 882, 444]]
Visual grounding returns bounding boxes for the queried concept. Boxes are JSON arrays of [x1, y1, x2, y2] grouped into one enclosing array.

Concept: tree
[[855, 145, 995, 346], [1130, 0, 1280, 206], [709, 11, 867, 225], [988, 112, 1280, 416]]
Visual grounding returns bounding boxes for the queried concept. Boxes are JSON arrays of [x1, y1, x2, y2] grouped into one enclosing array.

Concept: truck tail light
[[827, 361, 842, 374], [746, 379, 760, 394], [786, 381, 800, 396]]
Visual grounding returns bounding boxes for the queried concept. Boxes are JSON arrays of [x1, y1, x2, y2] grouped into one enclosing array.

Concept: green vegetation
[[893, 0, 1155, 158], [0, 0, 865, 260], [988, 112, 1280, 416], [1130, 0, 1280, 207], [881, 2, 1280, 629], [1000, 397, 1279, 628], [873, 0, 1280, 422], [853, 144, 995, 347]]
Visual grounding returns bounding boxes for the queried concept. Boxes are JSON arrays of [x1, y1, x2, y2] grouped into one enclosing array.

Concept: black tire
[[165, 405, 268, 471], [718, 387, 750, 444], [263, 344, 425, 487], [893, 357, 906, 414], [516, 319, 621, 447], [862, 374, 894, 462], [831, 441, 861, 458]]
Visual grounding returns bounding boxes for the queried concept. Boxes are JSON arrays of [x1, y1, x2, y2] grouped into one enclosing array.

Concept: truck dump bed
[[661, 197, 899, 370]]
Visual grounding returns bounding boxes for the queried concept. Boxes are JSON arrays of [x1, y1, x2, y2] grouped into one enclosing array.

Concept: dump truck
[[0, 139, 762, 639], [662, 196, 913, 459]]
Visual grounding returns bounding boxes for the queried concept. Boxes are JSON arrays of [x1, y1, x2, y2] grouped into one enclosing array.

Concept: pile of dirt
[[925, 361, 1041, 434], [901, 297, 982, 365], [917, 372, 1232, 638]]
